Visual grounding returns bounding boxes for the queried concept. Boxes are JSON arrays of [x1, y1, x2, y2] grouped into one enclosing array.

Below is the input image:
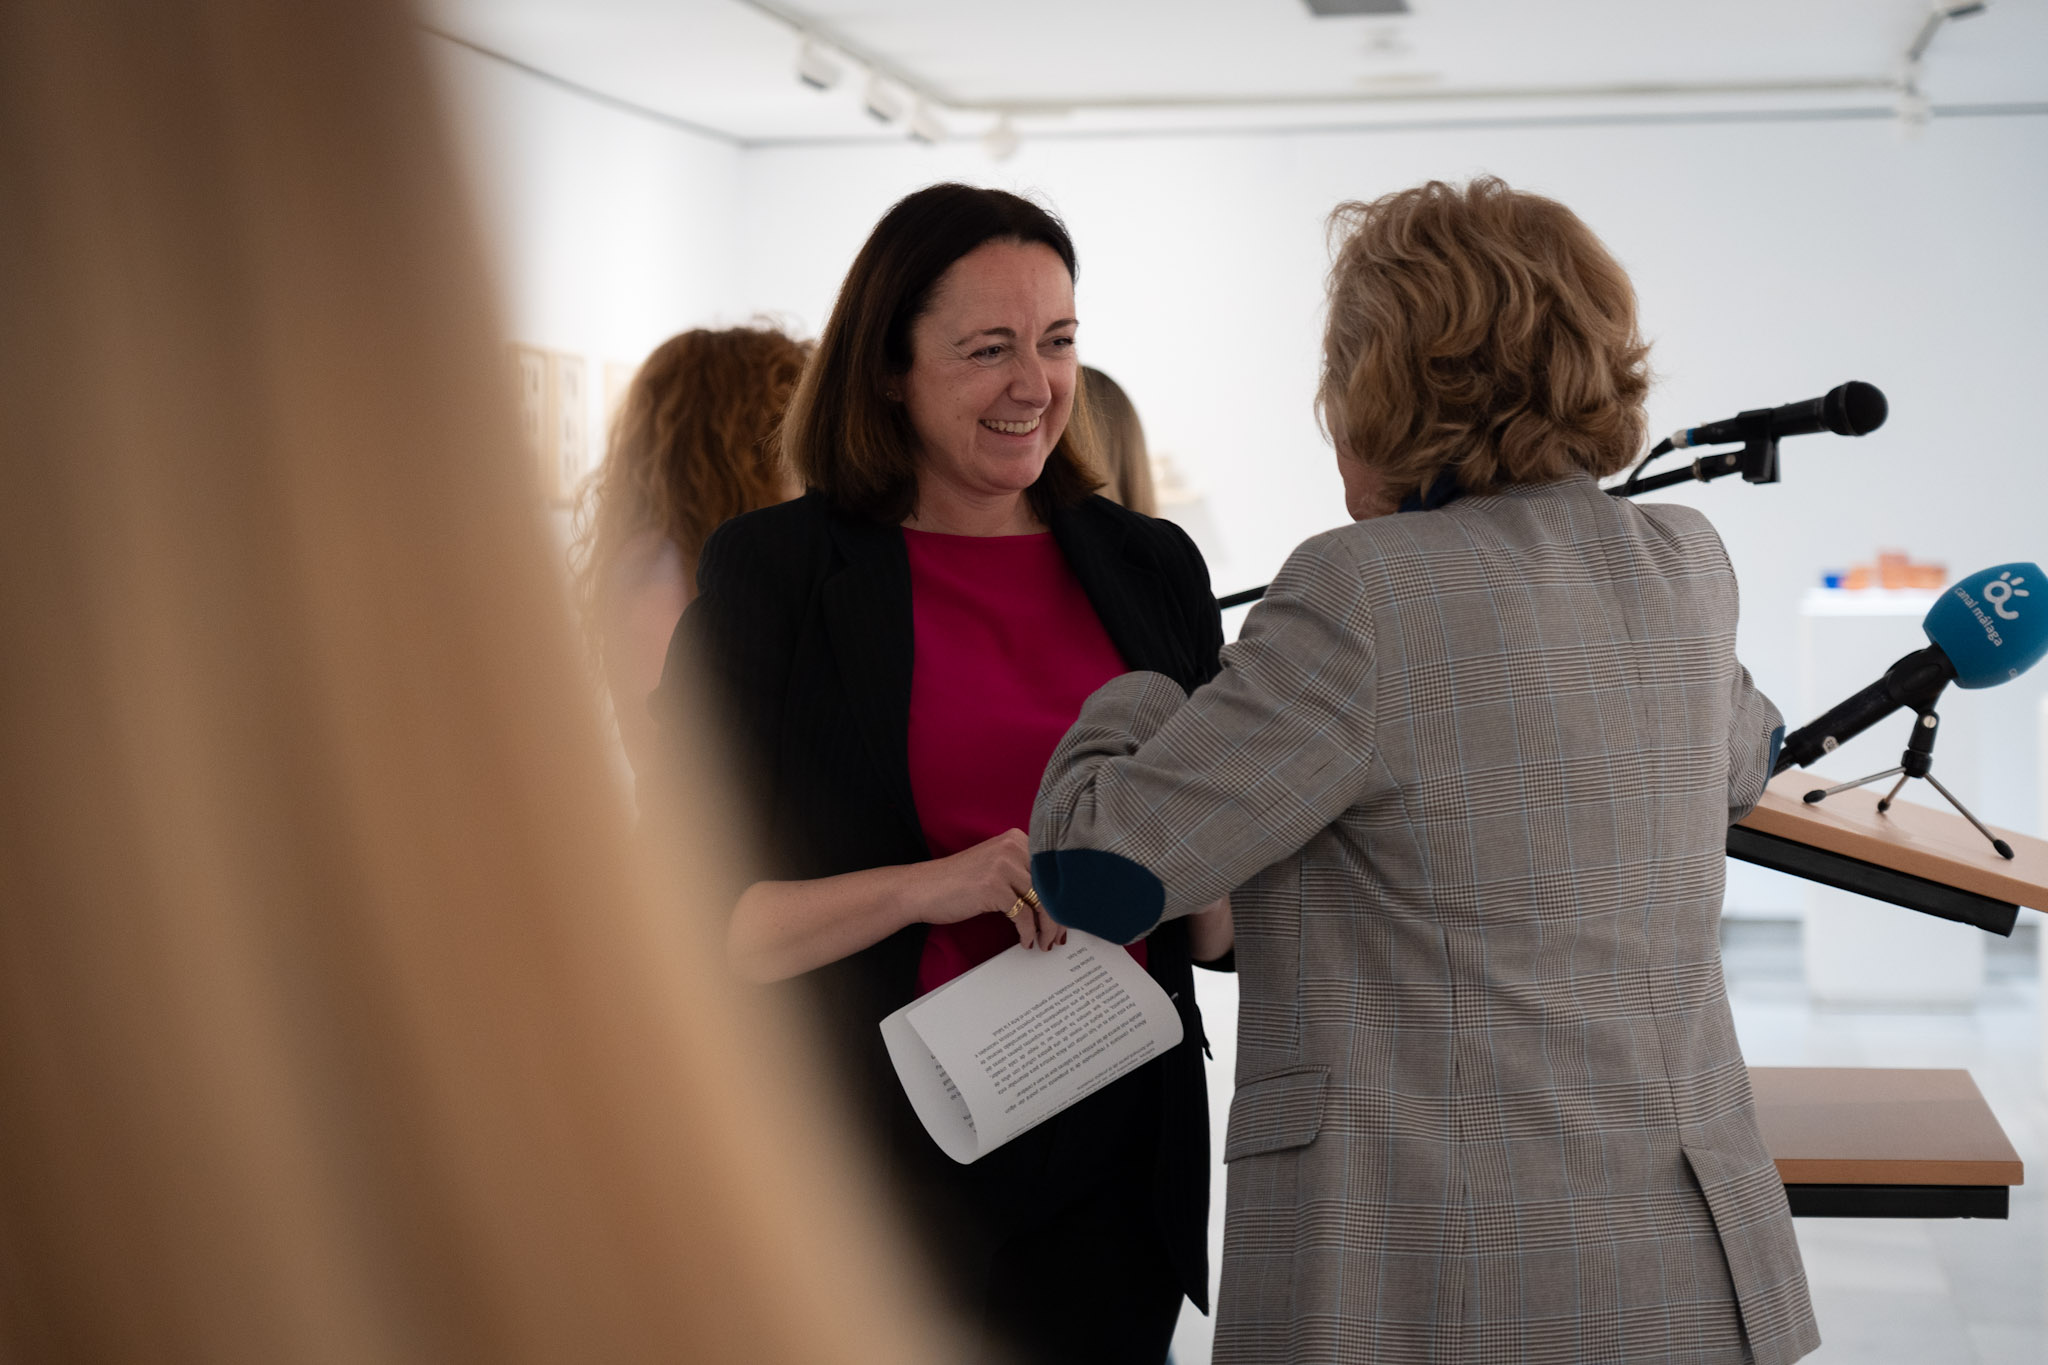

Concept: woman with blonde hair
[[0, 1, 941, 1360], [1032, 178, 1817, 1363], [1079, 365, 1158, 516], [577, 324, 810, 781]]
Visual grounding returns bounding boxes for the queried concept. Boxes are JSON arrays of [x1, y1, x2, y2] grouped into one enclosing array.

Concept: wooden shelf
[[1750, 1066, 2022, 1188]]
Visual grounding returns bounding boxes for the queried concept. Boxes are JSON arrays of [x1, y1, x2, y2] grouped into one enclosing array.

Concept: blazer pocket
[[1224, 1066, 1328, 1163]]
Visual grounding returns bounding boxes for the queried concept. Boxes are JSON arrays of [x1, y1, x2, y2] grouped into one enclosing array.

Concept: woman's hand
[[903, 829, 1063, 951]]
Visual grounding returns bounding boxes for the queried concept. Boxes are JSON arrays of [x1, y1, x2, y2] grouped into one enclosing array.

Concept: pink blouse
[[904, 528, 1144, 994]]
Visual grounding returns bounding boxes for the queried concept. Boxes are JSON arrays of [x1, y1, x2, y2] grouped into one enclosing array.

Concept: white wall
[[430, 37, 747, 366], [736, 113, 2048, 906]]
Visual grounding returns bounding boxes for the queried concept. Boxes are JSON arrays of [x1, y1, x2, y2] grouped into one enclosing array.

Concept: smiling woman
[[777, 184, 1101, 529], [661, 183, 1231, 1364]]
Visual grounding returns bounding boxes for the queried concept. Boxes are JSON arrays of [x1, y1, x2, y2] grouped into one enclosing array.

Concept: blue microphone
[[1922, 563, 2046, 687], [1775, 562, 2046, 773]]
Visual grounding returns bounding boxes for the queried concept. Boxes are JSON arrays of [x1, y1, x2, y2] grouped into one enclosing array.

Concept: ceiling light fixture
[[1898, 0, 1989, 134], [863, 74, 904, 123], [983, 115, 1020, 162], [907, 101, 948, 145], [795, 37, 843, 91], [1907, 0, 1989, 65]]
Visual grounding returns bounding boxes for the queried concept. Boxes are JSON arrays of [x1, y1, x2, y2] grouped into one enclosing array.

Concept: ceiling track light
[[863, 73, 905, 123], [907, 101, 948, 145], [795, 37, 843, 91], [1906, 0, 1988, 64], [1898, 0, 1987, 132], [982, 115, 1020, 162]]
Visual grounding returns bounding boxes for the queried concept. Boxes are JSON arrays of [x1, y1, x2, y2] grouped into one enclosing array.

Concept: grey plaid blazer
[[1032, 475, 1817, 1365]]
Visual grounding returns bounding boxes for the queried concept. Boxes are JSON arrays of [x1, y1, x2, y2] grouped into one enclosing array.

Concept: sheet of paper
[[878, 1006, 980, 1164], [881, 931, 1183, 1162]]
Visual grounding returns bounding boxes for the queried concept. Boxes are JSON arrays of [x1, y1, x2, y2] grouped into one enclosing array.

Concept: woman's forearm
[[725, 829, 1050, 983], [727, 866, 922, 983]]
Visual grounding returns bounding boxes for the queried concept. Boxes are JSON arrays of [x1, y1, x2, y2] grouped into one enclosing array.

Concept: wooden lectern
[[1731, 770, 2048, 935], [1728, 775, 2047, 1216]]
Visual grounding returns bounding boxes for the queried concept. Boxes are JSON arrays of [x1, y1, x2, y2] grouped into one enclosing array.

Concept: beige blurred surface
[[0, 2, 944, 1359]]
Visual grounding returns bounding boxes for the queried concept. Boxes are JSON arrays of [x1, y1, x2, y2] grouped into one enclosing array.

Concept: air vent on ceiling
[[1302, 0, 1410, 14]]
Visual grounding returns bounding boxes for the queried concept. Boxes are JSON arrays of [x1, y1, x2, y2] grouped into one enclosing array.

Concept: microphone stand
[[1215, 417, 1784, 610], [1796, 689, 2018, 861], [1613, 409, 1781, 497]]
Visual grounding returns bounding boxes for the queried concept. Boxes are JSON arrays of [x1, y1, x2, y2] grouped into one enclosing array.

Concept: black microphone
[[1773, 646, 1953, 773], [1669, 380, 1887, 451]]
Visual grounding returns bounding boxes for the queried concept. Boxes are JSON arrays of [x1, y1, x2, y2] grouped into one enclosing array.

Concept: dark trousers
[[973, 1181, 1187, 1365]]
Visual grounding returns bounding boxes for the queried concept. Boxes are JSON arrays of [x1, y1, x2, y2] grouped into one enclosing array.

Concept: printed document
[[879, 932, 1184, 1163]]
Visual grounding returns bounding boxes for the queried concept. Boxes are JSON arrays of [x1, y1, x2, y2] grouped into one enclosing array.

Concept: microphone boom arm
[[1218, 386, 1886, 608], [1218, 442, 1769, 609], [1616, 408, 1781, 497]]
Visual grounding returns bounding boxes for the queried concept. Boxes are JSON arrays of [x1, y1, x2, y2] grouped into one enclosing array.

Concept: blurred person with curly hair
[[1031, 178, 1816, 1365], [577, 326, 810, 783]]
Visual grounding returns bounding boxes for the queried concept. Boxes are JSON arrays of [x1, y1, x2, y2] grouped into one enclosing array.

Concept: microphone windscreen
[[1923, 562, 2048, 688], [1823, 381, 1888, 436]]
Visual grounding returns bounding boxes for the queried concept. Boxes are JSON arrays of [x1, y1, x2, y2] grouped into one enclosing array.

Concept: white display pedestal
[[1799, 589, 1985, 1007]]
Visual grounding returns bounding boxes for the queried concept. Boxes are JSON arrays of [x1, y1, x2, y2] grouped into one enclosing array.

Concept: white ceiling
[[423, 0, 2048, 144]]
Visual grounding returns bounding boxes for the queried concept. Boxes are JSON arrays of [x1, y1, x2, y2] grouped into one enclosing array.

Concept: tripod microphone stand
[[1799, 697, 2017, 861]]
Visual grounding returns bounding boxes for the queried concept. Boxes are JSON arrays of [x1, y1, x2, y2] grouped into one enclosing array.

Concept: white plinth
[[1799, 589, 1985, 1007]]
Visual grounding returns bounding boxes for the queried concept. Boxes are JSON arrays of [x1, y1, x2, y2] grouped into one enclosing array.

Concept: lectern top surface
[[1749, 1066, 2023, 1187], [1738, 771, 2048, 911]]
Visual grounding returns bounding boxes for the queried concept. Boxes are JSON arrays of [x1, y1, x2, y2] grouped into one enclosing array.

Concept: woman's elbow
[[724, 884, 795, 984]]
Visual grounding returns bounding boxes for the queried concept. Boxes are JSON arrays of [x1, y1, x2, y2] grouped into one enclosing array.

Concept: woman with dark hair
[[665, 184, 1229, 1363], [1033, 178, 1817, 1364]]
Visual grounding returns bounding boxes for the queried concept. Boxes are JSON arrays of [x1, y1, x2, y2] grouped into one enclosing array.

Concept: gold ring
[[1005, 897, 1025, 920], [1022, 887, 1043, 911]]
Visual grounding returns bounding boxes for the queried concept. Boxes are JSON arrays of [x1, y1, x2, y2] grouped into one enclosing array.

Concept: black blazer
[[664, 489, 1225, 1310]]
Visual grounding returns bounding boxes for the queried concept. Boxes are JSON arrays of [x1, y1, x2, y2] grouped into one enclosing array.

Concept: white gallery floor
[[1171, 917, 2046, 1365]]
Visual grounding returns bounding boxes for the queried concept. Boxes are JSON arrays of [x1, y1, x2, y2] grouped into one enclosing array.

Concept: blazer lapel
[[819, 513, 928, 856], [1051, 502, 1186, 682]]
